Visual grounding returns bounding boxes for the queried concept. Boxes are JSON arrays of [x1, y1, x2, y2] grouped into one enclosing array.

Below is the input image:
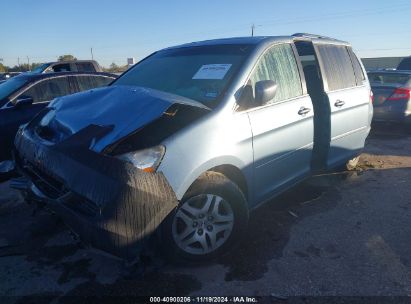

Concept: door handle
[[298, 107, 311, 115], [334, 100, 345, 107]]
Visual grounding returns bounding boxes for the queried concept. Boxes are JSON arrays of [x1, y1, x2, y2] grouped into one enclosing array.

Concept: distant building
[[361, 56, 406, 70], [127, 58, 135, 67]]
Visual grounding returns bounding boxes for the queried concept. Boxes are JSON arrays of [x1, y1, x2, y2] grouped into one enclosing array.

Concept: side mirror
[[14, 96, 34, 108], [255, 80, 277, 105]]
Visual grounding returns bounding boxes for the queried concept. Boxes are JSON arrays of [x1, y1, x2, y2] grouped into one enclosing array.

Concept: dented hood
[[47, 85, 210, 152]]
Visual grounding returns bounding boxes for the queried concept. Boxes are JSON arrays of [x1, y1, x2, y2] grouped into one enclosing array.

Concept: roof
[[163, 33, 349, 50], [44, 60, 99, 65], [13, 71, 117, 82]]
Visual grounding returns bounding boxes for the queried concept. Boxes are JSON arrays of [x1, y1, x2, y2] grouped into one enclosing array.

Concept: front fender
[[160, 154, 252, 202]]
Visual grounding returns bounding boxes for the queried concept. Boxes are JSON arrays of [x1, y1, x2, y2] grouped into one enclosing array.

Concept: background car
[[368, 70, 411, 125], [0, 72, 22, 83], [0, 72, 116, 161], [29, 60, 102, 74]]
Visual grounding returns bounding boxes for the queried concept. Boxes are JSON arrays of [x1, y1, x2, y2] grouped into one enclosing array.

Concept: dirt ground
[[0, 124, 411, 303]]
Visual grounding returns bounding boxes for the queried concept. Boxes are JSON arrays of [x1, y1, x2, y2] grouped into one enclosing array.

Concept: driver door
[[244, 43, 315, 204]]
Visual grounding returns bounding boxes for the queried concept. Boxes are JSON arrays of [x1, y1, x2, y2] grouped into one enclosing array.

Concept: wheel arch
[[207, 165, 248, 201], [169, 157, 252, 204]]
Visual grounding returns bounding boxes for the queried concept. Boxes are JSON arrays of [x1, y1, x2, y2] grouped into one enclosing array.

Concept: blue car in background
[[0, 72, 116, 162]]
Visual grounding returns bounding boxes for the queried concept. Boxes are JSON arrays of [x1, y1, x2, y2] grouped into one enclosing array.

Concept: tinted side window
[[75, 75, 113, 92], [52, 64, 71, 72], [21, 77, 71, 103], [317, 45, 356, 91], [348, 48, 365, 85], [76, 62, 95, 72], [250, 43, 302, 104], [93, 76, 113, 87]]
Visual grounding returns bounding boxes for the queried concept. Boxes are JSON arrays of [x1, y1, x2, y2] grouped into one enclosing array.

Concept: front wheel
[[160, 171, 249, 261]]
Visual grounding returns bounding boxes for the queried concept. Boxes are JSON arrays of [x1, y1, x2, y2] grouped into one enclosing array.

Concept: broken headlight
[[116, 145, 165, 173]]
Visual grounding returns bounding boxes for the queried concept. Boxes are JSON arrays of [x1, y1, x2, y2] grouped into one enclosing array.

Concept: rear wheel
[[161, 172, 248, 261]]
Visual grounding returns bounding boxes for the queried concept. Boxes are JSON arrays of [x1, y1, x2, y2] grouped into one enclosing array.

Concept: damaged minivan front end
[[13, 85, 210, 259]]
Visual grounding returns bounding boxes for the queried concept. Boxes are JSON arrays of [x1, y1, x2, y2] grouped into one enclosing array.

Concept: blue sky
[[2, 0, 411, 67]]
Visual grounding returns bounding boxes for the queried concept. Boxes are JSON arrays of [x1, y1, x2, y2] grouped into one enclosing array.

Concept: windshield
[[113, 44, 253, 107], [0, 76, 28, 102], [30, 63, 50, 74], [368, 72, 411, 86]]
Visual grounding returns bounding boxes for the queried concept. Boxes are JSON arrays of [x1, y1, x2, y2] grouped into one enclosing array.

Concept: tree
[[16, 63, 31, 71], [6, 62, 42, 72], [58, 55, 77, 62], [103, 62, 128, 73], [109, 62, 120, 72], [0, 63, 6, 72]]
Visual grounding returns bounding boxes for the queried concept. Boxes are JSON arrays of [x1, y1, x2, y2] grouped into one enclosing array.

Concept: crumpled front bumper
[[13, 124, 178, 259]]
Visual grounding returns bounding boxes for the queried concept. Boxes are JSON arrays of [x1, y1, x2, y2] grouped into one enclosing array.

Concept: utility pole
[[17, 57, 20, 71], [91, 47, 94, 60], [27, 56, 30, 71], [251, 23, 262, 37]]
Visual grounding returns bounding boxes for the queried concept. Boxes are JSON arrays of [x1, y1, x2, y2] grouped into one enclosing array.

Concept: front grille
[[25, 164, 100, 216], [15, 152, 100, 217], [24, 162, 67, 199], [64, 196, 100, 217]]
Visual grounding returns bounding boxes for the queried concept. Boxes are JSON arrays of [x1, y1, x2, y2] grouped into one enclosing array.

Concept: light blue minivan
[[13, 33, 372, 260]]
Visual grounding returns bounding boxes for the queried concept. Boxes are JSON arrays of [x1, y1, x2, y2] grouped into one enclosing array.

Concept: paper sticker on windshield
[[192, 64, 232, 80], [205, 91, 218, 98]]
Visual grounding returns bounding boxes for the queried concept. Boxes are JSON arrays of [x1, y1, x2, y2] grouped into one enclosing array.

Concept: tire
[[160, 171, 249, 262]]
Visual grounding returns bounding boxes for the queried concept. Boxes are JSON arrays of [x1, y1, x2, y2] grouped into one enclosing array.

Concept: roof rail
[[292, 33, 336, 40]]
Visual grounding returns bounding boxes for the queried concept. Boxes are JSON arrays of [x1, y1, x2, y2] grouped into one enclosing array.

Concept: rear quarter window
[[76, 62, 96, 72], [348, 48, 366, 85], [317, 45, 356, 91], [75, 75, 113, 91]]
